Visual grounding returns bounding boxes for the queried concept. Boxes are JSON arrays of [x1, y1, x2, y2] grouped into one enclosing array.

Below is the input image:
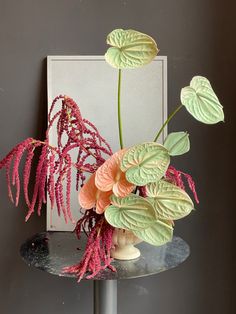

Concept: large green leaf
[[180, 76, 224, 124], [105, 29, 158, 69], [146, 180, 194, 220], [104, 194, 156, 231], [133, 220, 173, 246], [164, 132, 190, 156], [120, 142, 170, 186]]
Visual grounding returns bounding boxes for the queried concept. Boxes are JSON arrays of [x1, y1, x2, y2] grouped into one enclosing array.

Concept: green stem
[[153, 104, 183, 142], [117, 69, 124, 149]]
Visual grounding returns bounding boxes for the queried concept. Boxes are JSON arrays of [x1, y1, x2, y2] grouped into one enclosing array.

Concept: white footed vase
[[111, 229, 142, 260]]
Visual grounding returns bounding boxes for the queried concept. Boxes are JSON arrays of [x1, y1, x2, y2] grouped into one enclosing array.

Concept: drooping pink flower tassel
[[37, 157, 49, 216], [25, 143, 47, 221], [166, 165, 199, 203], [5, 161, 14, 203], [65, 155, 74, 223], [63, 210, 115, 282], [47, 153, 55, 209], [0, 137, 34, 206], [0, 95, 113, 222], [23, 147, 35, 207], [55, 167, 68, 223]]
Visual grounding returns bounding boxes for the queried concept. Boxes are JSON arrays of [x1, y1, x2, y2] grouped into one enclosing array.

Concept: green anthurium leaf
[[120, 142, 170, 186], [105, 29, 159, 69], [164, 132, 190, 156], [180, 76, 224, 124], [146, 180, 194, 220], [104, 194, 156, 231], [133, 220, 173, 246]]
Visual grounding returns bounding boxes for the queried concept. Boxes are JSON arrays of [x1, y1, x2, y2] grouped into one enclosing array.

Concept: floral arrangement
[[0, 29, 224, 282]]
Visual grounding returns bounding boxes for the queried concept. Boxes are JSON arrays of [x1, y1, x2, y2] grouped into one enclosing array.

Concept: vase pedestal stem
[[93, 280, 117, 314]]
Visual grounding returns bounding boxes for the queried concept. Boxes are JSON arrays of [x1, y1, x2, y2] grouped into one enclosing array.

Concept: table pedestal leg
[[93, 280, 117, 314]]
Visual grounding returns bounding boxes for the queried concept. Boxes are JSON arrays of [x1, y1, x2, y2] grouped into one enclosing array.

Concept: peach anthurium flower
[[95, 149, 134, 197], [78, 173, 112, 214]]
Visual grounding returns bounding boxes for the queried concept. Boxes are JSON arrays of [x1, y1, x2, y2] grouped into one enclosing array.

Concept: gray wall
[[0, 1, 235, 313]]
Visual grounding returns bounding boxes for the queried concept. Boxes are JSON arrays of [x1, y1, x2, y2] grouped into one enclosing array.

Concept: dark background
[[0, 0, 235, 313]]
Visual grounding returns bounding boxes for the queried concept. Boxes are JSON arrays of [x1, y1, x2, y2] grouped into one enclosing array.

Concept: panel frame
[[47, 55, 168, 231]]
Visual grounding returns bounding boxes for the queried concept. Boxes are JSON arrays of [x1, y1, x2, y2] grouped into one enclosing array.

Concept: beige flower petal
[[95, 149, 127, 192], [78, 173, 97, 209], [112, 172, 134, 197], [96, 191, 113, 214]]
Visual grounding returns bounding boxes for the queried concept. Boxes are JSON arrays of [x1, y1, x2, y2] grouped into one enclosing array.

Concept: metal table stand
[[20, 232, 190, 314]]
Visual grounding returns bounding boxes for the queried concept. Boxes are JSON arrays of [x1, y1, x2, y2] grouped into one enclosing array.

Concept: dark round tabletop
[[20, 232, 190, 280]]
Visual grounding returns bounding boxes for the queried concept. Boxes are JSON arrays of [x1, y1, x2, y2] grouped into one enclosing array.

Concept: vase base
[[111, 245, 141, 260]]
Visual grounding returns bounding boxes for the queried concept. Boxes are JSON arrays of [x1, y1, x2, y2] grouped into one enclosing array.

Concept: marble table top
[[20, 232, 190, 280]]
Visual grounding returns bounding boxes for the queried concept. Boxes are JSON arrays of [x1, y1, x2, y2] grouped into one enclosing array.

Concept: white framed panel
[[47, 55, 167, 231]]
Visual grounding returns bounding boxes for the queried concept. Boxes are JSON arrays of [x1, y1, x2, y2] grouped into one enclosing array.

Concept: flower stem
[[117, 69, 124, 149], [153, 104, 183, 142]]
